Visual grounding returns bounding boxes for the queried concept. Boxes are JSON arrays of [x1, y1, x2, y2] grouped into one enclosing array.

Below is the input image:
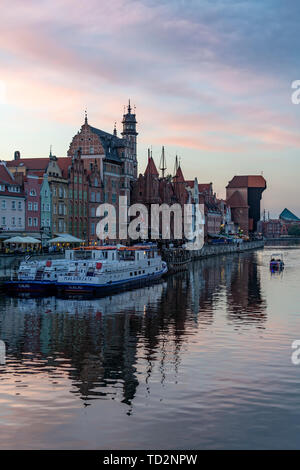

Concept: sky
[[1, 0, 300, 217]]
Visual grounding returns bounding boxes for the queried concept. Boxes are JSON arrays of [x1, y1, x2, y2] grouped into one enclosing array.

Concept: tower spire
[[128, 99, 131, 114], [84, 109, 88, 124], [159, 145, 167, 178], [174, 154, 179, 176], [113, 121, 117, 136]]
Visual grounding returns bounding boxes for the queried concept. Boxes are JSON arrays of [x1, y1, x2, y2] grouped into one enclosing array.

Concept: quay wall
[[191, 240, 264, 260]]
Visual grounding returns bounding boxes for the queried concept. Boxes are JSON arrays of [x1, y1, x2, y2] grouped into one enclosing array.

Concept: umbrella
[[4, 236, 41, 244], [48, 234, 84, 243]]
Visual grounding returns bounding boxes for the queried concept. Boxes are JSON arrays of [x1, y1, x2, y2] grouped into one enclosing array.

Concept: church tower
[[121, 99, 138, 180]]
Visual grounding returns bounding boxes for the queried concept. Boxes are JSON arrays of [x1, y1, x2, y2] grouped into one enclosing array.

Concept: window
[[11, 217, 16, 226], [30, 189, 36, 196], [46, 203, 50, 211], [33, 218, 38, 227], [12, 201, 16, 210], [53, 204, 57, 214], [59, 186, 63, 198], [0, 184, 4, 191], [91, 207, 96, 217], [96, 192, 101, 202], [1, 200, 6, 210], [91, 222, 95, 235], [18, 218, 22, 226], [94, 178, 98, 187], [33, 202, 38, 211], [28, 217, 32, 226], [90, 146, 94, 154], [2, 217, 5, 225], [28, 202, 32, 211], [18, 201, 22, 210], [91, 192, 95, 202]]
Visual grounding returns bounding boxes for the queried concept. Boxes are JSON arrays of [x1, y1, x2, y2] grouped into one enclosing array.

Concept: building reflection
[[226, 252, 266, 325], [0, 252, 267, 407]]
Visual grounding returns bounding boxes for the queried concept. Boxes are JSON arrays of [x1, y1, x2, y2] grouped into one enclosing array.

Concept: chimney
[[14, 151, 20, 161]]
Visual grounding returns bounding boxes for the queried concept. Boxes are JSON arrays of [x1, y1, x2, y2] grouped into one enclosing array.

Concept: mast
[[159, 146, 167, 178]]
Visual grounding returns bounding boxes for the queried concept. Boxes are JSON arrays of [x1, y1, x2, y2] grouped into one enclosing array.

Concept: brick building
[[226, 175, 266, 235]]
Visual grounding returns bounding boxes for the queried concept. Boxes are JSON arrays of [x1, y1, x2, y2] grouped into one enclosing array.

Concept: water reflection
[[0, 252, 268, 410]]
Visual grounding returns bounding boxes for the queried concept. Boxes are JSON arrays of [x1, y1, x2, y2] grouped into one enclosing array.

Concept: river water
[[0, 247, 300, 449]]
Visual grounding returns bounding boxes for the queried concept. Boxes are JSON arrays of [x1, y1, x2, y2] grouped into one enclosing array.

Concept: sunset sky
[[1, 0, 300, 216]]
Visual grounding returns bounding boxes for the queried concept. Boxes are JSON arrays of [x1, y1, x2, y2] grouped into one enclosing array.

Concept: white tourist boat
[[56, 244, 168, 295], [6, 244, 167, 295]]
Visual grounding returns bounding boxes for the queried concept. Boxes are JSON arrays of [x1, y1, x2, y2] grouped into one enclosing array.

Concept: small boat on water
[[5, 244, 167, 295], [270, 253, 284, 272], [57, 244, 168, 295]]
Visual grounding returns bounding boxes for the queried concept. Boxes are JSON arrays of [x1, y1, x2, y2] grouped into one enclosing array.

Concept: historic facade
[[226, 175, 267, 235], [0, 161, 25, 232]]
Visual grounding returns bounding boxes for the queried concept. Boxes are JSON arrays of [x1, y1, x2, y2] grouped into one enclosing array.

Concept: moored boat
[[5, 257, 68, 294], [57, 244, 167, 295]]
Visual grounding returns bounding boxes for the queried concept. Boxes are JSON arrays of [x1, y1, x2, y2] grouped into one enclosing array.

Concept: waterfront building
[[24, 174, 41, 234], [40, 174, 52, 241], [0, 161, 25, 232], [226, 175, 267, 235], [186, 181, 223, 238]]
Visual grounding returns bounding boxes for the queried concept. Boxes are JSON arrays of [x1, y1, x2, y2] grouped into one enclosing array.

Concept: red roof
[[7, 158, 49, 171], [0, 163, 15, 184], [57, 157, 72, 178], [174, 165, 185, 183], [145, 157, 159, 177], [198, 183, 212, 193], [227, 175, 266, 189]]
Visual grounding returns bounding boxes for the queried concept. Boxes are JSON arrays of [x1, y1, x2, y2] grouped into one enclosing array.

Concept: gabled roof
[[89, 125, 124, 163], [279, 208, 300, 221], [0, 162, 15, 185], [145, 156, 159, 177], [174, 165, 185, 183], [227, 190, 248, 208], [227, 175, 266, 189]]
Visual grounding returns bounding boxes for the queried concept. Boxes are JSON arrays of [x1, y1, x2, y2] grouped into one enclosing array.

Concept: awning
[[4, 236, 41, 244], [48, 234, 84, 243]]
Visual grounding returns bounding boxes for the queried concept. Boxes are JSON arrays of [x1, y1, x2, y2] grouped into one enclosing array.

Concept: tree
[[288, 224, 300, 236]]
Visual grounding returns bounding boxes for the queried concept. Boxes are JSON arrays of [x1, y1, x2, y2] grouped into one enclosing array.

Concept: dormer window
[[30, 189, 36, 196]]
